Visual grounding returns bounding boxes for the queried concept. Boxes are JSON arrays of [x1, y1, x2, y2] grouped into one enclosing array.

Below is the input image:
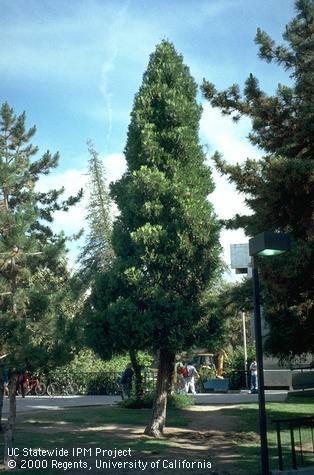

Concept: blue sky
[[1, 0, 295, 277]]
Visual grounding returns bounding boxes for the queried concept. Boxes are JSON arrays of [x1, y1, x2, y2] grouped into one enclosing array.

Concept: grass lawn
[[217, 395, 314, 474], [2, 405, 191, 453], [0, 406, 196, 474], [0, 396, 313, 474], [19, 405, 190, 429]]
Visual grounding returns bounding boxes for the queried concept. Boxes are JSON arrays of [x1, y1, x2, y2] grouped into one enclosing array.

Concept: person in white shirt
[[185, 363, 199, 395], [249, 359, 258, 394]]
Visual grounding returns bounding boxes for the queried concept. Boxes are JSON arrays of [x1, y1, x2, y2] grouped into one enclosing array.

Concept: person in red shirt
[[17, 370, 29, 398]]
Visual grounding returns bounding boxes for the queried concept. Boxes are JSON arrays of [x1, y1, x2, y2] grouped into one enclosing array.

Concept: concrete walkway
[[194, 390, 288, 404], [1, 390, 288, 415], [2, 395, 121, 414]]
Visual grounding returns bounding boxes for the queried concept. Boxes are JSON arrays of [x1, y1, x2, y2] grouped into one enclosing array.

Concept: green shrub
[[121, 392, 154, 409], [85, 374, 106, 395], [168, 392, 194, 409], [121, 391, 194, 409], [225, 345, 256, 373]]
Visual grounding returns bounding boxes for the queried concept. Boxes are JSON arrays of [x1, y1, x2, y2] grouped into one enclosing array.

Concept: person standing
[[17, 370, 29, 397], [176, 362, 187, 392], [185, 362, 199, 395], [3, 369, 9, 397], [120, 364, 134, 398], [249, 358, 258, 394]]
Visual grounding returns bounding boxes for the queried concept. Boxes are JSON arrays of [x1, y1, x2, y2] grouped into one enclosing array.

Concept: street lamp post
[[241, 310, 248, 389], [249, 231, 290, 475], [251, 255, 269, 475]]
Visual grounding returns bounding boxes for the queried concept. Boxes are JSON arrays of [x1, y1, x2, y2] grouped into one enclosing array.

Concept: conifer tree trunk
[[144, 349, 175, 437], [129, 349, 143, 401], [4, 371, 17, 468]]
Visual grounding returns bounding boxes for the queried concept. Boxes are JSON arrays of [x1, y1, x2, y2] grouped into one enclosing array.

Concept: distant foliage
[[225, 345, 256, 374], [78, 141, 114, 284], [47, 349, 153, 395], [49, 348, 153, 377]]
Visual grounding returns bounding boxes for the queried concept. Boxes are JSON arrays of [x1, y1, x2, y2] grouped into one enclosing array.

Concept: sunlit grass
[[218, 396, 314, 474]]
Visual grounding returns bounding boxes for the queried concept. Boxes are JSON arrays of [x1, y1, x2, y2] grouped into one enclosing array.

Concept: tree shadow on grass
[[4, 400, 312, 475], [0, 406, 243, 474]]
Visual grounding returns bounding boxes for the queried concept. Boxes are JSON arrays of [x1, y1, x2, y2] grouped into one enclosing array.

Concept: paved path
[[2, 395, 121, 414], [194, 390, 288, 404], [1, 390, 288, 415]]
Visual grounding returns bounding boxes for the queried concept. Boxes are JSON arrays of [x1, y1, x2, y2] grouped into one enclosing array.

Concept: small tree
[[108, 41, 222, 436], [83, 261, 148, 400], [77, 143, 145, 397], [202, 0, 314, 358]]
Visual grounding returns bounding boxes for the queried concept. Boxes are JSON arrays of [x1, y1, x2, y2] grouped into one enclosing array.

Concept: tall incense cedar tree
[[202, 0, 314, 358], [109, 41, 221, 436]]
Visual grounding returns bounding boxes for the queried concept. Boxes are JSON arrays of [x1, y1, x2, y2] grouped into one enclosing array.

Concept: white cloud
[[200, 103, 261, 164], [200, 104, 260, 280], [36, 169, 89, 235], [99, 2, 130, 150], [103, 152, 127, 184], [35, 152, 126, 269], [200, 103, 260, 222], [36, 152, 126, 233]]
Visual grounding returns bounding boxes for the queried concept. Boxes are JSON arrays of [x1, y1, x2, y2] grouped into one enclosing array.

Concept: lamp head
[[249, 231, 291, 257]]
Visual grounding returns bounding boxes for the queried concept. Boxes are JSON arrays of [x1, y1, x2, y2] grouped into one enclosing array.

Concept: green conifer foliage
[[108, 41, 221, 436], [0, 102, 81, 366], [0, 103, 82, 454], [78, 141, 114, 283], [202, 0, 314, 357]]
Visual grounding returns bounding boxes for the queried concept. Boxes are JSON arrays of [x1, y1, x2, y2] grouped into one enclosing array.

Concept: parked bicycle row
[[3, 371, 125, 397], [3, 368, 259, 399]]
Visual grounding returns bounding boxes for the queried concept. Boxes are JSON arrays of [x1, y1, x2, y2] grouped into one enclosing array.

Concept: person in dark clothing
[[17, 370, 29, 398], [120, 364, 134, 398]]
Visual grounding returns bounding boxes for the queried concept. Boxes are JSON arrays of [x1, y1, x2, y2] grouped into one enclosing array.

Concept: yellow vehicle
[[194, 350, 227, 379], [194, 353, 216, 381]]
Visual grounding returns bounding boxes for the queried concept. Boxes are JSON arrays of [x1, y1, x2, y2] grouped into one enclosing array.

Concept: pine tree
[[0, 102, 82, 362], [108, 40, 222, 436], [202, 0, 314, 357], [78, 141, 114, 284], [0, 102, 81, 463]]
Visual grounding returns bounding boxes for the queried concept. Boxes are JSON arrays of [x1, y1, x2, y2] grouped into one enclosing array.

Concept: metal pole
[[290, 422, 297, 469], [242, 310, 248, 388], [252, 257, 269, 475], [275, 421, 283, 471]]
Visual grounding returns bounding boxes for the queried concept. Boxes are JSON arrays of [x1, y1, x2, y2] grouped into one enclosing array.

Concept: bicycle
[[104, 378, 123, 397], [46, 381, 79, 396], [18, 376, 46, 396]]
